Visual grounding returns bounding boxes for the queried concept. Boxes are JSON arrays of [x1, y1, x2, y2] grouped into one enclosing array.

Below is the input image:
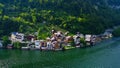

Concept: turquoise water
[[0, 38, 120, 68]]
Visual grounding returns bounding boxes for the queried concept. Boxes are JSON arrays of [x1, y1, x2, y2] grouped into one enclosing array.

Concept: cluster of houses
[[0, 28, 113, 51]]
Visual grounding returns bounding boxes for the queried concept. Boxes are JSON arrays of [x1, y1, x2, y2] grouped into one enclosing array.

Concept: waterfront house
[[85, 34, 91, 42], [24, 35, 36, 42], [10, 32, 25, 43], [90, 35, 97, 45], [103, 29, 113, 39], [0, 41, 3, 48], [35, 40, 41, 49], [34, 40, 45, 49], [7, 44, 13, 49], [73, 35, 80, 46], [85, 34, 92, 45]]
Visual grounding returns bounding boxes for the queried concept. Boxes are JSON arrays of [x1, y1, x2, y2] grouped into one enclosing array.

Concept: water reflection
[[0, 38, 120, 68]]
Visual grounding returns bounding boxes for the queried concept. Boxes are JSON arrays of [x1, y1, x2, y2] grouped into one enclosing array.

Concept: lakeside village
[[0, 29, 113, 51]]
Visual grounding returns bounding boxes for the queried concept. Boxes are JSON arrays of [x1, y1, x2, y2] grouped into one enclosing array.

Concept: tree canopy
[[0, 0, 120, 37]]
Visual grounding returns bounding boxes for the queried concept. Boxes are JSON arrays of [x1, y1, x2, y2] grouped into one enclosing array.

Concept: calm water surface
[[0, 38, 120, 68]]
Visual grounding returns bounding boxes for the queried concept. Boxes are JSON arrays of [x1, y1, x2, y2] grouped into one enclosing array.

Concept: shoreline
[[1, 37, 117, 51]]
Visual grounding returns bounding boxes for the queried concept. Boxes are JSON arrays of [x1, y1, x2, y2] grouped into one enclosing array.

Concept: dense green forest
[[0, 0, 120, 38]]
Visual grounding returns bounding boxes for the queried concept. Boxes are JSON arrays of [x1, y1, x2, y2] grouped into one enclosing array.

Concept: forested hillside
[[0, 0, 120, 37]]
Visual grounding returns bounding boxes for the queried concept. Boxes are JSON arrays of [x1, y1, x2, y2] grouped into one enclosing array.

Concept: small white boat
[[76, 45, 80, 48], [21, 47, 29, 50], [41, 47, 47, 50], [54, 48, 62, 51]]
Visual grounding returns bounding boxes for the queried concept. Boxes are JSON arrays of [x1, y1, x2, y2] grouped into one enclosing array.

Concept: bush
[[13, 42, 21, 49], [80, 38, 86, 46], [113, 27, 120, 37], [2, 36, 11, 48]]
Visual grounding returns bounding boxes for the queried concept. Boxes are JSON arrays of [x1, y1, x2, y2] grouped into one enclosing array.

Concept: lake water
[[0, 38, 120, 68]]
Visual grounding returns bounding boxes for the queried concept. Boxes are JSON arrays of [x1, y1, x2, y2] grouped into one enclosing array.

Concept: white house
[[85, 34, 92, 42], [73, 35, 80, 45], [11, 32, 24, 42], [35, 40, 44, 49], [85, 34, 92, 45]]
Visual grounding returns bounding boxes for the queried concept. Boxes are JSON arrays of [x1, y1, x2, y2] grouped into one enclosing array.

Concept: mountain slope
[[0, 0, 120, 37]]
